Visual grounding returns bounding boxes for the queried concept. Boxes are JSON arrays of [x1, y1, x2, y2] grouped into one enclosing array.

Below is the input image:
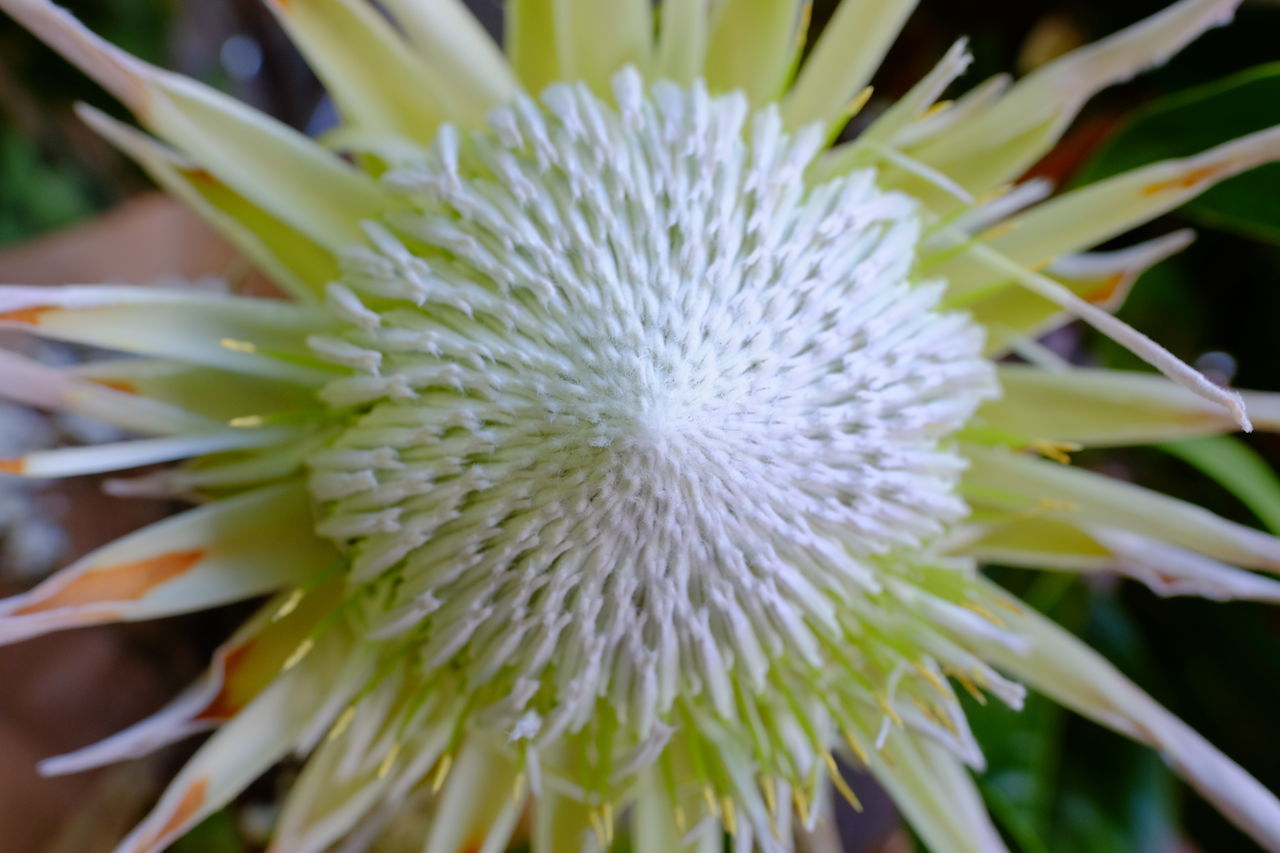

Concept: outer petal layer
[[975, 581, 1280, 852], [0, 482, 336, 644], [905, 0, 1243, 204], [965, 446, 1280, 572], [40, 580, 342, 775], [0, 349, 216, 435], [0, 285, 336, 383], [983, 365, 1280, 446], [111, 623, 363, 853], [866, 729, 1009, 853], [77, 105, 340, 302]]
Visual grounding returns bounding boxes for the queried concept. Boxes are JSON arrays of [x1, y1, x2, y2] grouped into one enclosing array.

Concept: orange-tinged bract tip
[[193, 641, 258, 722], [133, 777, 208, 853], [182, 167, 219, 185], [13, 549, 205, 615], [89, 378, 141, 394], [1141, 164, 1227, 196], [1086, 272, 1129, 304], [0, 306, 52, 325]]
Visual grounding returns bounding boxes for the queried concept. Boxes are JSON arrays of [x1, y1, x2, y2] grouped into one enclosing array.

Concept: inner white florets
[[306, 70, 996, 750]]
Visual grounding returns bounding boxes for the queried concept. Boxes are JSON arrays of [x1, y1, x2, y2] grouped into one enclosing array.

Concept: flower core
[[307, 71, 997, 761]]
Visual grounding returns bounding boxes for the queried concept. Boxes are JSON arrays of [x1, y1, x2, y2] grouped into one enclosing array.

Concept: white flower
[[1, 1, 1280, 852]]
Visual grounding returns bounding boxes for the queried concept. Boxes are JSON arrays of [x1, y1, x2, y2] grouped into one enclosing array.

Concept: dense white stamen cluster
[[305, 70, 997, 767]]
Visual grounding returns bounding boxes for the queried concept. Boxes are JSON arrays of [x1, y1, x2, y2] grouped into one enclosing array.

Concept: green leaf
[[0, 134, 98, 245], [1158, 435, 1280, 535], [1076, 63, 1280, 245], [170, 809, 245, 853]]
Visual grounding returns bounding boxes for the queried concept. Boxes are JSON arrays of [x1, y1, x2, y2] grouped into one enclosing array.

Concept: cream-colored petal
[[705, 0, 807, 105], [954, 516, 1114, 571], [77, 105, 339, 302], [948, 178, 1056, 238], [0, 349, 215, 436], [863, 728, 1008, 853], [41, 581, 340, 775], [0, 481, 336, 644], [964, 445, 1280, 572], [271, 743, 388, 853], [958, 244, 1248, 429], [272, 677, 456, 853], [958, 517, 1280, 602], [552, 0, 652, 95], [782, 0, 918, 131], [972, 231, 1194, 352], [423, 736, 524, 853], [629, 769, 721, 853], [507, 0, 560, 93], [982, 364, 1280, 446], [317, 125, 431, 168], [892, 73, 1011, 150], [0, 0, 387, 250], [817, 39, 976, 182], [848, 39, 972, 153], [1094, 528, 1280, 601], [655, 0, 712, 86], [941, 127, 1280, 299], [271, 740, 391, 853], [103, 446, 313, 499], [110, 623, 359, 853], [73, 358, 320, 424], [263, 0, 454, 135], [532, 789, 606, 853], [905, 0, 1243, 203], [2, 427, 296, 479], [973, 581, 1280, 852], [379, 0, 520, 120], [0, 285, 337, 383]]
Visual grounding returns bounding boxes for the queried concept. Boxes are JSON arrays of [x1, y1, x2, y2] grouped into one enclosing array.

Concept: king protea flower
[[2, 0, 1280, 851]]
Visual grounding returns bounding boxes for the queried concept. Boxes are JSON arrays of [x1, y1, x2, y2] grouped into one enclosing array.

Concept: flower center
[[305, 70, 996, 747]]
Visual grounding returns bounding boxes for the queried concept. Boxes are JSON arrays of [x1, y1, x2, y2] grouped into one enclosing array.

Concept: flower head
[[2, 1, 1280, 851]]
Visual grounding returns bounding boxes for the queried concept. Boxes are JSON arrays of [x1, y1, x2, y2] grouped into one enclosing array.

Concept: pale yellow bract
[[1, 1, 1280, 852]]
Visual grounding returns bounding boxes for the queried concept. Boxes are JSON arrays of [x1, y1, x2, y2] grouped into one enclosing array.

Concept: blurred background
[[1, 1, 1279, 850]]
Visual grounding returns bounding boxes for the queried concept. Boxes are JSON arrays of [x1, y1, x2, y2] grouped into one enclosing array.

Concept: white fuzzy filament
[[306, 70, 998, 793]]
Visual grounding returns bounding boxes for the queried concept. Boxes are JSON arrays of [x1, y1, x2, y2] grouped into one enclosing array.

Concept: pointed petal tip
[[1140, 125, 1280, 201], [122, 776, 209, 853], [0, 306, 51, 325], [37, 718, 212, 777], [10, 549, 205, 617], [1230, 391, 1254, 434]]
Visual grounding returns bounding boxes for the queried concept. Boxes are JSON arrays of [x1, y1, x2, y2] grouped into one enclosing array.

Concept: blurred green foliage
[[0, 0, 172, 245], [1161, 436, 1280, 536], [170, 810, 244, 853], [0, 132, 97, 243]]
